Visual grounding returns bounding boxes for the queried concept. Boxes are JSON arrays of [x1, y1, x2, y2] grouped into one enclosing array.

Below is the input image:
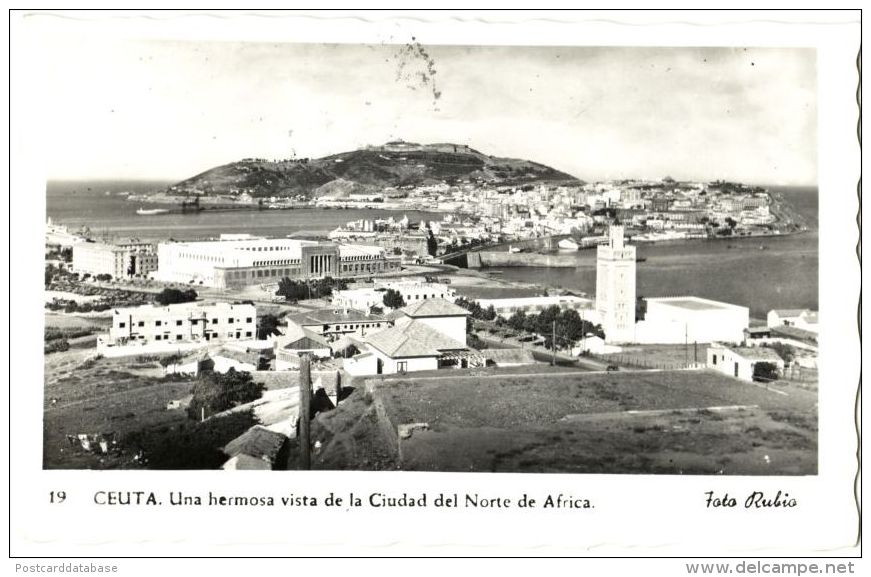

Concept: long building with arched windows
[[154, 238, 401, 288]]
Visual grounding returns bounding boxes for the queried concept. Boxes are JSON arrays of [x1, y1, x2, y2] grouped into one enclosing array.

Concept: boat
[[558, 238, 580, 250], [136, 207, 170, 216], [635, 257, 647, 263]]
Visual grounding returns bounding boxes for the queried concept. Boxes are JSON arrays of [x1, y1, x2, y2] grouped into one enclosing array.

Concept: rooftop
[[222, 425, 288, 464], [288, 308, 387, 326], [648, 296, 746, 312], [112, 300, 255, 316], [337, 244, 386, 258], [278, 325, 330, 351], [727, 347, 785, 362], [771, 309, 809, 318], [365, 317, 467, 358], [401, 298, 470, 318]]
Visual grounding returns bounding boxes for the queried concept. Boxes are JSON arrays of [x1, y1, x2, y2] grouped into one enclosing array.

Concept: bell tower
[[595, 225, 636, 343]]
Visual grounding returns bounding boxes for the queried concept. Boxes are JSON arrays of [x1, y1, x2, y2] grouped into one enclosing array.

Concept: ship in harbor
[[557, 238, 579, 250], [136, 207, 170, 216]]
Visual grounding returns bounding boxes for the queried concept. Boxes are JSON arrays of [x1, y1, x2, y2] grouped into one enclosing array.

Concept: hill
[[167, 142, 580, 199]]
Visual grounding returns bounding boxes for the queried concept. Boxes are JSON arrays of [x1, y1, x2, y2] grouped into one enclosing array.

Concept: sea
[[46, 180, 445, 240], [490, 186, 819, 317], [46, 181, 818, 317]]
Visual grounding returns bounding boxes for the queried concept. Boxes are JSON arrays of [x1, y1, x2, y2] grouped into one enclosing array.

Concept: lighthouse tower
[[596, 225, 636, 343]]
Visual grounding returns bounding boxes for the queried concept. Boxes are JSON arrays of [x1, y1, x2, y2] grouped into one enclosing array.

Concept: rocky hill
[[167, 142, 580, 199]]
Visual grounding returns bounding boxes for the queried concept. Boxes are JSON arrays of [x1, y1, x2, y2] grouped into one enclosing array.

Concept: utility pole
[[684, 323, 688, 368], [298, 353, 312, 470]]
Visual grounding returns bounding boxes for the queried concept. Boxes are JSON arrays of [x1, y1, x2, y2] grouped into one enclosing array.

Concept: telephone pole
[[298, 353, 312, 470], [684, 323, 688, 368]]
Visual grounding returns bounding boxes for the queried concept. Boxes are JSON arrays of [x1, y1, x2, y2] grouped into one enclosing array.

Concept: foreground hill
[[168, 141, 580, 199]]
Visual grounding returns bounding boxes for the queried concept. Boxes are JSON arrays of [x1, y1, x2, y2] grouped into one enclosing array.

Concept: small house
[[222, 425, 289, 470], [707, 345, 785, 382], [767, 309, 819, 334]]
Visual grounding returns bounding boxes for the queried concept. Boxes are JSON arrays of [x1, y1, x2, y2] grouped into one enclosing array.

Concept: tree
[[187, 369, 265, 420], [426, 229, 439, 257], [508, 310, 527, 331], [382, 289, 406, 309], [155, 288, 198, 306], [753, 362, 780, 383], [636, 297, 648, 321], [483, 305, 497, 321], [257, 314, 281, 339], [277, 276, 348, 302], [276, 277, 308, 302]]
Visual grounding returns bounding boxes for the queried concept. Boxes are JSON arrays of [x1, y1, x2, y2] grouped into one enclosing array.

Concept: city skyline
[[31, 39, 816, 185]]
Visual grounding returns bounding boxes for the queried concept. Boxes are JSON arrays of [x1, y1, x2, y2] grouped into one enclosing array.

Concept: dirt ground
[[43, 351, 195, 469], [367, 368, 817, 475]]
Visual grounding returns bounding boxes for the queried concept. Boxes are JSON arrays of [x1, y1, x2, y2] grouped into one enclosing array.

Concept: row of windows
[[179, 252, 225, 263], [226, 268, 301, 280], [242, 246, 293, 252], [119, 317, 253, 328], [252, 259, 301, 267], [150, 331, 253, 341], [329, 322, 383, 331], [343, 254, 383, 261]]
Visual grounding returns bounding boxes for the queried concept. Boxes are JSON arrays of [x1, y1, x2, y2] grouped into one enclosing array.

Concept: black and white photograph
[[9, 8, 861, 560]]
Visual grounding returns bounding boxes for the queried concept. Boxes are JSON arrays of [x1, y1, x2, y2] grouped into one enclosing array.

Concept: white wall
[[367, 347, 438, 374], [636, 301, 748, 344], [706, 348, 784, 382], [108, 303, 256, 345], [412, 316, 467, 346], [343, 353, 378, 376]]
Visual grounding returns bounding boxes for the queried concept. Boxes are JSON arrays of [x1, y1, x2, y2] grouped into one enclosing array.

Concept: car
[[606, 364, 619, 372]]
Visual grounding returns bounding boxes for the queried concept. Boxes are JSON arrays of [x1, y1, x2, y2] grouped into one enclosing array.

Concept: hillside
[[167, 141, 580, 199]]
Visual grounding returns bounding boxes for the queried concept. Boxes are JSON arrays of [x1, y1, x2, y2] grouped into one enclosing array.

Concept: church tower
[[596, 225, 636, 343]]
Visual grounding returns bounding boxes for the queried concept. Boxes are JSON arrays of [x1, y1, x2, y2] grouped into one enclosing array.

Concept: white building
[[98, 301, 257, 355], [356, 299, 483, 375], [273, 325, 333, 371], [72, 241, 158, 279], [154, 237, 400, 288], [596, 225, 636, 343], [707, 345, 784, 382], [332, 281, 456, 312], [476, 295, 594, 319], [283, 308, 391, 340], [767, 309, 819, 334], [635, 296, 749, 344]]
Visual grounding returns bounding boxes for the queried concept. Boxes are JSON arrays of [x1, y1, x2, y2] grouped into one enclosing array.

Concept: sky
[[27, 36, 817, 185]]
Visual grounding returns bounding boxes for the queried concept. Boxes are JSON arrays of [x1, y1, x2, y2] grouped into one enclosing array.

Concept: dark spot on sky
[[751, 62, 755, 66]]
